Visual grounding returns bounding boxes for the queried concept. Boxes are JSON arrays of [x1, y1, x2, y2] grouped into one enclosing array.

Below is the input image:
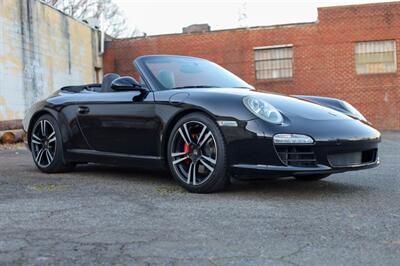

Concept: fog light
[[273, 134, 314, 144]]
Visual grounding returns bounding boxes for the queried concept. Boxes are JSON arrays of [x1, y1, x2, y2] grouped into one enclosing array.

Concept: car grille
[[275, 145, 317, 167], [328, 149, 377, 167]]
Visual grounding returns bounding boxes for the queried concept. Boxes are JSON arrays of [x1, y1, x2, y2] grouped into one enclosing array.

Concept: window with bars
[[355, 40, 397, 74], [254, 45, 293, 80]]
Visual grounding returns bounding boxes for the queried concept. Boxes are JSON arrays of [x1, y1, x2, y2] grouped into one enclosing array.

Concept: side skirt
[[65, 149, 164, 169]]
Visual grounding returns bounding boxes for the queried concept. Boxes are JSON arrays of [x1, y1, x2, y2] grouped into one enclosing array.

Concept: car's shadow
[[225, 178, 367, 198], [75, 163, 173, 182], [72, 164, 369, 199]]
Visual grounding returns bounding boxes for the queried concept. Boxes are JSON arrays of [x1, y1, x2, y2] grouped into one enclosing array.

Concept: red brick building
[[104, 2, 400, 130]]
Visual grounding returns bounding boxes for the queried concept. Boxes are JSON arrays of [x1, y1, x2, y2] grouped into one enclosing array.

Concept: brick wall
[[104, 2, 400, 129]]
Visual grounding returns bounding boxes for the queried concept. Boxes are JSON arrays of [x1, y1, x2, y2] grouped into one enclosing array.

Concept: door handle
[[77, 106, 90, 114]]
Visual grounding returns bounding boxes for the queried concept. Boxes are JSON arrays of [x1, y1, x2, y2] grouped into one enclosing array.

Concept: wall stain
[[1, 0, 102, 121], [62, 15, 72, 74], [20, 0, 45, 109]]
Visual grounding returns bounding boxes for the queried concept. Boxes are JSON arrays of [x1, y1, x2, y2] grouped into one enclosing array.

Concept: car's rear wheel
[[294, 174, 330, 181], [167, 113, 229, 193], [30, 114, 74, 173]]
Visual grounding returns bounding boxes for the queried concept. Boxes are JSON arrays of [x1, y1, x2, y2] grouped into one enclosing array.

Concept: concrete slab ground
[[0, 132, 399, 265]]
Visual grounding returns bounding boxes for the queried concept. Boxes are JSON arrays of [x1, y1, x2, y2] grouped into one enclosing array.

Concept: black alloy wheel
[[167, 113, 228, 193], [31, 115, 73, 173]]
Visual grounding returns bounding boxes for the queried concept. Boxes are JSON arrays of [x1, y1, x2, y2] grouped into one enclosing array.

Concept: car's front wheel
[[30, 114, 74, 173], [167, 113, 229, 193]]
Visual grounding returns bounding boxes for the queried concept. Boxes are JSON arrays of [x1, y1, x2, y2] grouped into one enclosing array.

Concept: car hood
[[189, 88, 352, 121]]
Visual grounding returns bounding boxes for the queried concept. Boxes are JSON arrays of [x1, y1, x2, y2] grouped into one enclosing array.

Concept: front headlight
[[243, 96, 283, 124]]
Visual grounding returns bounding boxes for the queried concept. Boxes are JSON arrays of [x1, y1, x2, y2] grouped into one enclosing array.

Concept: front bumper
[[231, 158, 379, 177], [221, 119, 381, 178]]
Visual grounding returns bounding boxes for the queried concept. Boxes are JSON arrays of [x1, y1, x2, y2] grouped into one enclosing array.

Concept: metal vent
[[275, 145, 316, 167]]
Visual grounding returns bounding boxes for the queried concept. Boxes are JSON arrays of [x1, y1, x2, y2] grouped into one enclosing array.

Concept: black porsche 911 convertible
[[23, 55, 380, 193]]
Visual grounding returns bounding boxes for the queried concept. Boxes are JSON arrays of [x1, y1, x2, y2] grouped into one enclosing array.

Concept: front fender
[[156, 89, 255, 121], [294, 95, 368, 123]]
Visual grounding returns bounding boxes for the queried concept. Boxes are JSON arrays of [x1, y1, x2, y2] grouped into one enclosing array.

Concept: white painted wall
[[0, 0, 102, 121]]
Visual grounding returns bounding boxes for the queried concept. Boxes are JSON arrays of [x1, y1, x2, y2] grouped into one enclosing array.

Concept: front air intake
[[328, 149, 377, 167], [275, 145, 317, 167]]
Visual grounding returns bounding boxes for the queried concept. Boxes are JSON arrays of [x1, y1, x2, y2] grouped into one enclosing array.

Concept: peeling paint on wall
[[0, 0, 103, 121], [23, 60, 46, 102]]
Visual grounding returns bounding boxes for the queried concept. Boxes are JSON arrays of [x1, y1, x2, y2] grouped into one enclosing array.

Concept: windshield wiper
[[170, 85, 221, 90]]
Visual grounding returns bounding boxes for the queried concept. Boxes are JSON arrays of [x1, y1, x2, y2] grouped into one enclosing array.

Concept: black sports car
[[23, 55, 380, 193]]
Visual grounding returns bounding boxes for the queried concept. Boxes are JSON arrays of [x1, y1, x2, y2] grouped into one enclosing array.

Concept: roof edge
[[317, 1, 400, 11], [37, 0, 100, 31], [111, 21, 316, 41]]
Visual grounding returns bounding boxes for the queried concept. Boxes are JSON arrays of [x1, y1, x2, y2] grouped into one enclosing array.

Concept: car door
[[75, 90, 160, 157]]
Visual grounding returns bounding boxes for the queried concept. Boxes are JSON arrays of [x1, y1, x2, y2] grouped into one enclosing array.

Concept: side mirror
[[111, 76, 146, 92]]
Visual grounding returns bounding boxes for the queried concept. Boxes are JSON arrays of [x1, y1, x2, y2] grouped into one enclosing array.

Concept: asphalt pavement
[[0, 132, 399, 265]]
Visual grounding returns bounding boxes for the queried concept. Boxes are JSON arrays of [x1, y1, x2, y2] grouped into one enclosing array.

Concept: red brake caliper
[[183, 143, 190, 165], [184, 143, 190, 154], [183, 133, 198, 165]]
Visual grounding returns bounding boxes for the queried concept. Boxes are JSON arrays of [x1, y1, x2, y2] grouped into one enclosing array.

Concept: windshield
[[141, 56, 251, 90]]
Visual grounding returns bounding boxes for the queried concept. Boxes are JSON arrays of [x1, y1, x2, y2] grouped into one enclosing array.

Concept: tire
[[294, 174, 330, 181], [30, 114, 74, 173], [167, 113, 229, 193]]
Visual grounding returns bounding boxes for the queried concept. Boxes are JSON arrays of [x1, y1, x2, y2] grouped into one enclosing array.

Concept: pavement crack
[[273, 244, 309, 265]]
